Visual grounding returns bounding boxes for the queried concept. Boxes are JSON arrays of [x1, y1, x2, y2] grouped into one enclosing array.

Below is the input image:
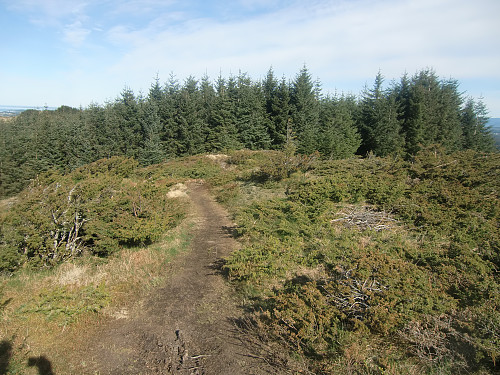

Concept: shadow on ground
[[0, 340, 12, 375], [28, 356, 55, 375], [0, 341, 55, 375]]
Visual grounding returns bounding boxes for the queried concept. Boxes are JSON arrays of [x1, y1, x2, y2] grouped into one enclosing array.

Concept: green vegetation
[[0, 66, 497, 373], [0, 149, 498, 374], [0, 157, 188, 271], [218, 148, 499, 374], [16, 283, 110, 325], [0, 156, 204, 374], [0, 67, 495, 199]]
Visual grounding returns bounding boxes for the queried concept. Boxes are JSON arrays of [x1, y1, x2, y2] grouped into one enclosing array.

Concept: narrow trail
[[77, 181, 278, 375]]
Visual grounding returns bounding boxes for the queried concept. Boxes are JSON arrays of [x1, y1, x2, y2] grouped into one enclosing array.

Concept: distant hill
[[0, 105, 54, 117], [489, 118, 500, 149], [488, 117, 500, 130]]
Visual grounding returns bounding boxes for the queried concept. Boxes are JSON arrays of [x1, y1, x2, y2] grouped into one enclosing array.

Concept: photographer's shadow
[[0, 340, 12, 375], [28, 356, 54, 375], [0, 342, 54, 375]]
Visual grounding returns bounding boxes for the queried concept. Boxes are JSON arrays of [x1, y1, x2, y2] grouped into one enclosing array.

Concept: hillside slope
[[1, 150, 498, 374]]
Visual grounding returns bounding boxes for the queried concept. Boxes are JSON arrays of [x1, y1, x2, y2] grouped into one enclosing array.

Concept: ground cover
[[218, 148, 500, 374], [0, 149, 498, 374]]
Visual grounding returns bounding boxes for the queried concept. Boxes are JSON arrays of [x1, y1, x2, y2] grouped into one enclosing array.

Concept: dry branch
[[331, 206, 397, 231]]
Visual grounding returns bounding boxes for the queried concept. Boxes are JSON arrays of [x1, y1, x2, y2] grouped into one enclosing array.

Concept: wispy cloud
[[6, 0, 89, 25], [6, 0, 93, 47], [104, 0, 500, 84], [2, 0, 499, 113], [108, 0, 177, 16], [63, 19, 91, 46]]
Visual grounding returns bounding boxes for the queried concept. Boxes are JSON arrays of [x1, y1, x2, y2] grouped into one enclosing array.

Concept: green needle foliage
[[1, 67, 495, 199], [0, 147, 498, 373], [223, 148, 499, 374], [0, 157, 187, 270], [0, 64, 497, 374], [16, 283, 110, 325]]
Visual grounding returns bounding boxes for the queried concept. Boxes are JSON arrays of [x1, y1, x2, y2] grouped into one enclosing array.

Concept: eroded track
[[77, 182, 277, 375]]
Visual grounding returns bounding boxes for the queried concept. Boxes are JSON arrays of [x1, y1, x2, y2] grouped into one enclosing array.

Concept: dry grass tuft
[[0, 216, 194, 374], [205, 153, 229, 169], [0, 197, 17, 212], [55, 262, 106, 288], [167, 183, 188, 198], [293, 264, 328, 281]]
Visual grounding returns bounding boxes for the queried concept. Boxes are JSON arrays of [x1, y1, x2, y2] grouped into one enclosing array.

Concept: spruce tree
[[207, 75, 240, 151], [399, 69, 465, 154], [263, 67, 278, 116], [290, 65, 320, 154], [0, 116, 32, 196], [157, 75, 179, 157], [113, 87, 142, 158], [262, 67, 282, 148], [149, 74, 164, 104], [393, 73, 412, 151], [199, 74, 216, 144], [435, 79, 463, 151], [175, 76, 206, 155], [139, 100, 164, 165], [84, 103, 111, 159], [358, 72, 403, 156], [319, 95, 361, 159], [461, 97, 495, 151], [269, 76, 292, 149], [401, 70, 438, 154], [55, 107, 91, 170], [234, 72, 271, 150]]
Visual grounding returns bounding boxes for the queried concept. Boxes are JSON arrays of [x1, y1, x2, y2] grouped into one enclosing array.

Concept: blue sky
[[1, 0, 500, 116]]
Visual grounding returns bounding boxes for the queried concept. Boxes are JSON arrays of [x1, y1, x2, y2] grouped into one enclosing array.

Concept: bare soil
[[74, 181, 281, 375]]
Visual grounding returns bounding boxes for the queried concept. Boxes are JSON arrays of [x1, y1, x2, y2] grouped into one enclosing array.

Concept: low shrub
[[0, 157, 186, 270], [224, 149, 500, 373]]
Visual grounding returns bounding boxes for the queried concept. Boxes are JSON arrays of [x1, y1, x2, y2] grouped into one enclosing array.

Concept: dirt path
[[77, 181, 278, 375]]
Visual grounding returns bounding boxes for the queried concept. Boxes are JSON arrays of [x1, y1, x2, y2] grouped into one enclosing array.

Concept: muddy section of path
[[76, 181, 281, 375]]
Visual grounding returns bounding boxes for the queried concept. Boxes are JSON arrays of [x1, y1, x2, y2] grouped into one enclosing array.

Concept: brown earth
[[73, 181, 284, 375]]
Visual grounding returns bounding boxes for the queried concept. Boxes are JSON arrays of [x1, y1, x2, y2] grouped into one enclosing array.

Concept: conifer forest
[[0, 67, 495, 198]]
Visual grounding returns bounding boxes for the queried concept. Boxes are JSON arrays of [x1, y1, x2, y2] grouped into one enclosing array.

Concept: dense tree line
[[0, 67, 495, 198]]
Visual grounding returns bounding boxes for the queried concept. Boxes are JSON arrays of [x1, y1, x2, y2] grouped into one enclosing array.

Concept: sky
[[1, 0, 500, 116]]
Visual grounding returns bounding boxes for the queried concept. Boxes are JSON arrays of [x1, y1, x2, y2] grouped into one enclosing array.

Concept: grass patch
[[0, 212, 195, 374]]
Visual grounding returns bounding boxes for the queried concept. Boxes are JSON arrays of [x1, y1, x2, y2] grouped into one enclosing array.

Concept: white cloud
[[7, 0, 89, 25], [103, 0, 498, 85], [93, 0, 500, 113], [108, 0, 177, 16], [2, 0, 500, 114], [63, 19, 91, 46], [6, 0, 94, 47]]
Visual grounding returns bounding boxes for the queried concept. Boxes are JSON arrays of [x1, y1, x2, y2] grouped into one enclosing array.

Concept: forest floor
[[73, 181, 283, 375]]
